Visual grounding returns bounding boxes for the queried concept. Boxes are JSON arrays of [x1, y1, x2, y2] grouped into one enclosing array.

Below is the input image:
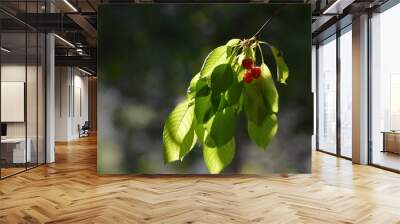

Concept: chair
[[79, 121, 90, 138]]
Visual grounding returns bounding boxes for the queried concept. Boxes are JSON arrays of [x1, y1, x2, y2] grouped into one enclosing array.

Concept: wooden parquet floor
[[1, 135, 400, 224]]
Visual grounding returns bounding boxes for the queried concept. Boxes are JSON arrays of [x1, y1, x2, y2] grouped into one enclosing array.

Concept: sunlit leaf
[[203, 138, 235, 174], [163, 99, 195, 163], [269, 45, 289, 84], [187, 73, 200, 99], [200, 46, 228, 78], [163, 36, 288, 173], [179, 121, 197, 160], [194, 121, 205, 144], [248, 114, 278, 149], [257, 64, 278, 113], [226, 38, 241, 47], [226, 38, 241, 55]]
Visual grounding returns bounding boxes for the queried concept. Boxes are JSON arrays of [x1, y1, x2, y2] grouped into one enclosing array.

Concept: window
[[317, 35, 337, 154], [0, 2, 46, 179], [339, 27, 352, 158], [370, 3, 400, 171]]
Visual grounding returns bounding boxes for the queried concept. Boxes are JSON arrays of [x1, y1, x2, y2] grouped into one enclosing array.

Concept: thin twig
[[252, 17, 273, 39], [251, 6, 285, 39]]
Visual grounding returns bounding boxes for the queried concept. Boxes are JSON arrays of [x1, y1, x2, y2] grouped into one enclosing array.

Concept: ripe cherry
[[242, 58, 253, 70], [251, 67, 261, 79], [243, 71, 253, 83]]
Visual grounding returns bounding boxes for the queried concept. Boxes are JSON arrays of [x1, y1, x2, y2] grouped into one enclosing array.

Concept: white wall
[[55, 67, 89, 141], [1, 65, 35, 137], [1, 64, 26, 81], [72, 73, 89, 138], [1, 63, 46, 164], [1, 65, 26, 141], [1, 82, 25, 122], [55, 66, 69, 141]]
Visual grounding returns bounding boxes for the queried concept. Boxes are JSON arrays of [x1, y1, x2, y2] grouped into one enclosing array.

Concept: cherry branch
[[251, 6, 285, 39]]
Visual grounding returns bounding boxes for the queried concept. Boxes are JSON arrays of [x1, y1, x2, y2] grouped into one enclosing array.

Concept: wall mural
[[98, 4, 312, 174]]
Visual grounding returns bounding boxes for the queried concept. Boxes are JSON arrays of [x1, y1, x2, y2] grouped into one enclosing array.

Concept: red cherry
[[243, 71, 253, 83], [251, 67, 261, 79], [242, 58, 253, 70]]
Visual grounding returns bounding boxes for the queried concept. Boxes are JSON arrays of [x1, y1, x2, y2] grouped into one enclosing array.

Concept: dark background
[[97, 4, 312, 174]]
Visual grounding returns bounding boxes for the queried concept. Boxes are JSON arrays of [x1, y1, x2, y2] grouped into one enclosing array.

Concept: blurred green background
[[98, 4, 312, 174]]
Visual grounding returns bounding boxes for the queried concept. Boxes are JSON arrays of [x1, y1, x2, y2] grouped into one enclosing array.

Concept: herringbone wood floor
[[1, 135, 400, 224]]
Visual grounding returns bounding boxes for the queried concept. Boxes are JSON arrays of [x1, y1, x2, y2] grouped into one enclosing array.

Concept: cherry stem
[[257, 43, 264, 64]]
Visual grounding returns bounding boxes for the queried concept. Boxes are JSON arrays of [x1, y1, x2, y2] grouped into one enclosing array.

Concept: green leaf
[[210, 64, 234, 95], [248, 114, 278, 149], [237, 90, 245, 113], [163, 99, 195, 163], [195, 121, 217, 148], [194, 93, 214, 124], [243, 64, 279, 124], [194, 78, 214, 123], [269, 45, 289, 84], [257, 64, 279, 113], [226, 39, 241, 55], [179, 121, 197, 160], [225, 73, 243, 106], [187, 73, 200, 99], [194, 121, 205, 144], [226, 38, 241, 47], [195, 78, 210, 96], [200, 46, 228, 78], [244, 83, 269, 125], [203, 138, 235, 174], [205, 106, 236, 147]]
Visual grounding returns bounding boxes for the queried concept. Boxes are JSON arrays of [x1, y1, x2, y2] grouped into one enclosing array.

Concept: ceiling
[[0, 0, 392, 74]]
